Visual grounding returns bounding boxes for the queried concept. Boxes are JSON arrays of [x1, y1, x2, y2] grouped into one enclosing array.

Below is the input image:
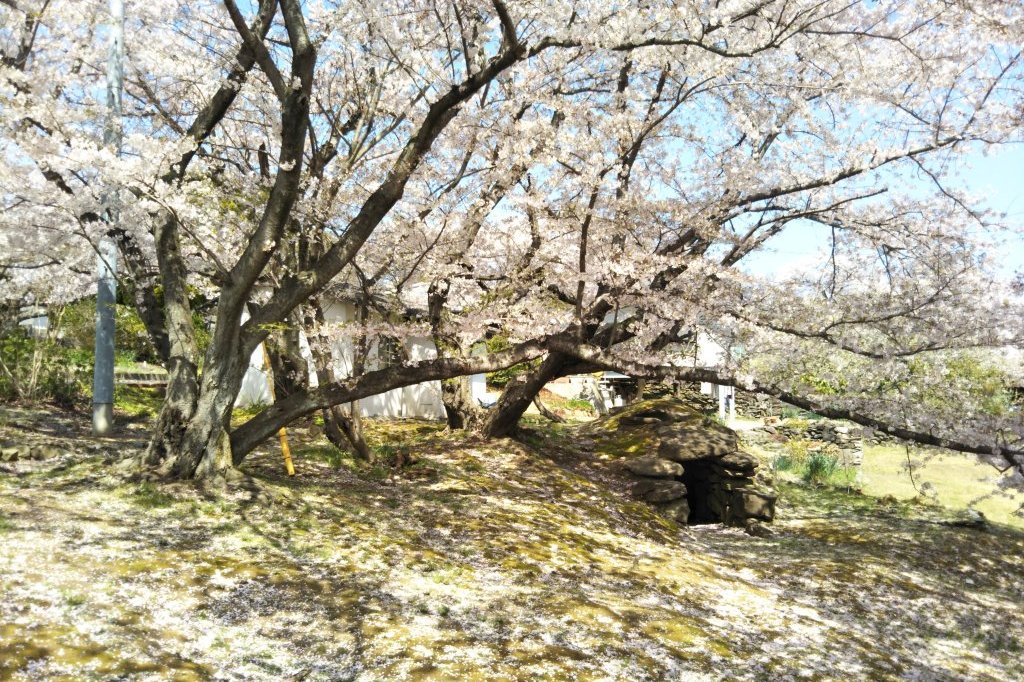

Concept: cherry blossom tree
[[1, 0, 1021, 481]]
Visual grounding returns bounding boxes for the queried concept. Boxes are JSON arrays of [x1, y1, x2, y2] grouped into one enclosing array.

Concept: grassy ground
[[743, 419, 1024, 531], [0, 404, 1022, 680], [859, 444, 1024, 531]]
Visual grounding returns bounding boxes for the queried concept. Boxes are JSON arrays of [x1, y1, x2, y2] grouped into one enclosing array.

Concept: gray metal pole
[[92, 0, 124, 435]]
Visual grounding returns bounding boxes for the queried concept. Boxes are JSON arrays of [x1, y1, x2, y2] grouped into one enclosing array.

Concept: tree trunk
[[142, 212, 202, 469], [139, 267, 257, 481], [163, 346, 248, 479], [322, 403, 374, 463], [303, 298, 375, 462], [532, 394, 566, 423], [144, 356, 199, 466], [441, 375, 481, 430], [427, 279, 480, 430], [264, 318, 308, 400], [481, 353, 569, 438], [146, 367, 238, 482]]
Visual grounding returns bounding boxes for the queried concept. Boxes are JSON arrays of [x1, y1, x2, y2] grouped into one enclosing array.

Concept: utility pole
[[92, 0, 124, 436]]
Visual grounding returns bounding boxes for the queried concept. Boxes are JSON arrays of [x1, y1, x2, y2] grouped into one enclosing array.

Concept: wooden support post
[[261, 344, 295, 476]]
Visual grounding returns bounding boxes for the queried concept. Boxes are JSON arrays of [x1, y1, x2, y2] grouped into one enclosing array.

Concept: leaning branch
[[545, 338, 1024, 473], [229, 339, 549, 461]]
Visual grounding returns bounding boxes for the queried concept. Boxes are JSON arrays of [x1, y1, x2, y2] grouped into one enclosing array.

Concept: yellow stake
[[261, 344, 295, 477]]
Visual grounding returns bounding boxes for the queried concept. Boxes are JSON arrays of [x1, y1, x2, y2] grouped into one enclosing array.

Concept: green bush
[[803, 452, 840, 485], [783, 417, 811, 432], [773, 453, 798, 472], [782, 438, 812, 463], [59, 299, 159, 364], [0, 330, 90, 407]]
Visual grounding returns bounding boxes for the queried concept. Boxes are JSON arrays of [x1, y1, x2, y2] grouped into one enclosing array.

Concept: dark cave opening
[[680, 458, 721, 524]]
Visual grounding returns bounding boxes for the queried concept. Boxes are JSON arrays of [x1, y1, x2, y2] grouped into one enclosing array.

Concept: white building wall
[[544, 375, 592, 400], [236, 345, 274, 407], [236, 298, 472, 420], [19, 315, 49, 338], [469, 373, 489, 404]]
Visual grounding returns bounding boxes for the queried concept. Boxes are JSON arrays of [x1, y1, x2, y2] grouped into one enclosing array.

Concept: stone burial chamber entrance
[[584, 399, 777, 528], [679, 458, 722, 525]]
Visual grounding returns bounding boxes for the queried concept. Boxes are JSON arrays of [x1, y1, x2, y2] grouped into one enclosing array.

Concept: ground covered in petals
[[1, 405, 1022, 681]]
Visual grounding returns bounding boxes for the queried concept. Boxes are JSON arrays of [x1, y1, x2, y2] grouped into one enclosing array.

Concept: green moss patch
[[1, 405, 1022, 680]]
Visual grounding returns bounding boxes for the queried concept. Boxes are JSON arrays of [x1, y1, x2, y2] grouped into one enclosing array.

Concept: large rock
[[744, 519, 774, 537], [730, 489, 776, 522], [624, 456, 684, 478], [632, 479, 687, 503], [657, 498, 691, 523], [657, 422, 738, 462], [617, 404, 695, 426], [716, 451, 758, 475], [618, 409, 672, 426], [0, 447, 19, 462], [707, 472, 753, 489]]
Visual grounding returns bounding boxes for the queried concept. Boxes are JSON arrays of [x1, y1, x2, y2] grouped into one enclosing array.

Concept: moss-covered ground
[[0, 403, 1022, 680], [857, 444, 1024, 530]]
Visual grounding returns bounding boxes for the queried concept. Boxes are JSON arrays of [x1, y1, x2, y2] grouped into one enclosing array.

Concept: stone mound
[[586, 399, 776, 526]]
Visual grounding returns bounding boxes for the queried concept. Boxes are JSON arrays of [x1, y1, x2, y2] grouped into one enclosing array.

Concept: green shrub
[[564, 398, 594, 412], [782, 438, 812, 463], [773, 454, 798, 472], [58, 299, 159, 364], [803, 452, 840, 485], [783, 417, 811, 431], [0, 330, 90, 407]]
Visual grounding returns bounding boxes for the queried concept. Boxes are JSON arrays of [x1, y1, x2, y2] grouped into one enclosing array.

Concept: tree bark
[[427, 279, 481, 431], [532, 394, 566, 423], [305, 298, 375, 462], [480, 353, 570, 438], [166, 332, 249, 479], [441, 376, 482, 430], [322, 404, 374, 462], [265, 318, 308, 400], [143, 212, 201, 469]]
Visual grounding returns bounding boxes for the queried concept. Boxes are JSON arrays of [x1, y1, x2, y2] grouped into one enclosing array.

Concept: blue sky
[[741, 144, 1024, 281]]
